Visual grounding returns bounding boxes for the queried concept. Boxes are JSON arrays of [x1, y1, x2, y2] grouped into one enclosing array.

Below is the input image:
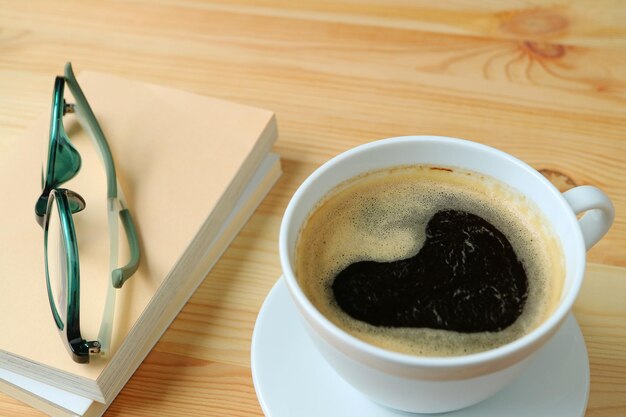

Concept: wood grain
[[0, 0, 624, 416]]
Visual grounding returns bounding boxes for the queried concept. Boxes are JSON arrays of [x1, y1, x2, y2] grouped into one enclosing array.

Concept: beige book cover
[[0, 69, 278, 404]]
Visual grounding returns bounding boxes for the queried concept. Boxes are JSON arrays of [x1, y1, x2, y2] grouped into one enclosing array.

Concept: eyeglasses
[[35, 63, 140, 363]]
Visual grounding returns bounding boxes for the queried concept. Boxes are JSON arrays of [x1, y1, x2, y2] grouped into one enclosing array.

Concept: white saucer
[[251, 277, 590, 417]]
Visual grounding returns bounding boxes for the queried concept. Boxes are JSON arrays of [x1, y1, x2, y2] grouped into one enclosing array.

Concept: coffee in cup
[[295, 164, 564, 356]]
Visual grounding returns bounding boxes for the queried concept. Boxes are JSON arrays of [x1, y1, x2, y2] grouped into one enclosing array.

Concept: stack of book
[[0, 70, 281, 416]]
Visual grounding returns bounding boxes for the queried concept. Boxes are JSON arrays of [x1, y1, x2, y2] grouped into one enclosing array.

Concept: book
[[0, 152, 280, 417], [0, 69, 280, 415]]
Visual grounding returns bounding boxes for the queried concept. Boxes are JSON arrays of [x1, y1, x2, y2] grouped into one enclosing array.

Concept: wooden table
[[1, 1, 624, 416]]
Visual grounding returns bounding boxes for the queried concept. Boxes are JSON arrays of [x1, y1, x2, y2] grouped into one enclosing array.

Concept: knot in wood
[[538, 168, 577, 192], [500, 9, 568, 38]]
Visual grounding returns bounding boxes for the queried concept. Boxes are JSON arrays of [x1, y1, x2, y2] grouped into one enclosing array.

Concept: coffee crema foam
[[295, 165, 564, 356]]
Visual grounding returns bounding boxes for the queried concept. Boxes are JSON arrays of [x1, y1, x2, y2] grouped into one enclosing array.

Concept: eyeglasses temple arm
[[65, 62, 140, 288], [63, 62, 117, 200], [98, 191, 141, 356], [112, 206, 140, 289]]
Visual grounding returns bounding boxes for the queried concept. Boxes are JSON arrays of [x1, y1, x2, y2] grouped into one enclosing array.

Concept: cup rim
[[280, 135, 586, 369]]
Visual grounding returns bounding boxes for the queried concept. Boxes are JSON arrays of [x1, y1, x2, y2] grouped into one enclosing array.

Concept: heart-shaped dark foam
[[332, 210, 528, 333]]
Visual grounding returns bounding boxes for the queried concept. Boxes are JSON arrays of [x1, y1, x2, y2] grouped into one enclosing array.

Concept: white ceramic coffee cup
[[279, 136, 614, 413]]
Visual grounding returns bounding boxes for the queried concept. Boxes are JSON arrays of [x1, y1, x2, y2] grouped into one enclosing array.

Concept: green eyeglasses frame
[[35, 63, 140, 363]]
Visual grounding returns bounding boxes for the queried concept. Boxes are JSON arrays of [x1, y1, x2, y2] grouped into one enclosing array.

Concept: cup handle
[[562, 185, 615, 250]]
